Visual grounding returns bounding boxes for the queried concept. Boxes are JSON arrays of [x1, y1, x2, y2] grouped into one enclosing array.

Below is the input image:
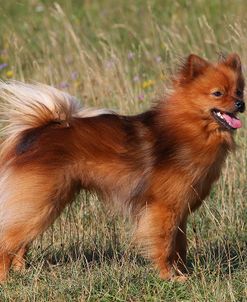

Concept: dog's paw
[[159, 269, 188, 282], [172, 274, 188, 283], [159, 269, 174, 280]]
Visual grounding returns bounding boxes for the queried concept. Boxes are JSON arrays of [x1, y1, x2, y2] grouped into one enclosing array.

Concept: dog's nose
[[235, 100, 245, 113]]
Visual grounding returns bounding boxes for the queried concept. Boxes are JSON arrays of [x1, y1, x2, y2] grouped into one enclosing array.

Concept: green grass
[[0, 1, 247, 301]]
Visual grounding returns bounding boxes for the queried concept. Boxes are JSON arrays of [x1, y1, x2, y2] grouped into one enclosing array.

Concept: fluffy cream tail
[[0, 81, 113, 138], [0, 81, 80, 137], [0, 80, 114, 162]]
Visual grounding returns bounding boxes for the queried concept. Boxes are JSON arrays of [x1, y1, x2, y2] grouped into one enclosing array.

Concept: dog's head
[[173, 53, 245, 133]]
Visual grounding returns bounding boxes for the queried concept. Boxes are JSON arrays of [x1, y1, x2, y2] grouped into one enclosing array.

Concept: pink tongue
[[222, 113, 242, 129]]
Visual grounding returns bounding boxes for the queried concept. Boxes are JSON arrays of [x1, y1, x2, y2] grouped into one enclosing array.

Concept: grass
[[0, 1, 246, 301]]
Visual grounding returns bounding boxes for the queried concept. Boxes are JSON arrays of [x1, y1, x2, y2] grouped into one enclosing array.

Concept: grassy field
[[0, 1, 246, 301]]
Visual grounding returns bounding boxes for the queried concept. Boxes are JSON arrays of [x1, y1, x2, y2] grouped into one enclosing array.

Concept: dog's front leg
[[135, 200, 183, 280], [0, 252, 12, 283], [11, 245, 29, 272]]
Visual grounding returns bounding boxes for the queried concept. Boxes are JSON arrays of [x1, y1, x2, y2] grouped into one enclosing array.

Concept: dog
[[0, 53, 245, 282]]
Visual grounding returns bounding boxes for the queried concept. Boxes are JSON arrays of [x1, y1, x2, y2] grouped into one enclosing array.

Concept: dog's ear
[[224, 53, 242, 72], [175, 54, 210, 85]]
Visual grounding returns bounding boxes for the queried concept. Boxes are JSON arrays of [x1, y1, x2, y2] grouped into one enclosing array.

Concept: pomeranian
[[0, 53, 245, 282]]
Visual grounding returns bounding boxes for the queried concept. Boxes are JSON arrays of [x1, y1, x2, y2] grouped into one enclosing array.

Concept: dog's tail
[[0, 81, 81, 137], [0, 81, 113, 157], [0, 81, 112, 138]]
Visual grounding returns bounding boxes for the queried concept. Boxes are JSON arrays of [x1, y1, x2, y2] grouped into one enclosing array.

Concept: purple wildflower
[[155, 56, 162, 63], [59, 81, 70, 89], [105, 59, 115, 69], [71, 71, 79, 80], [0, 63, 8, 71], [138, 94, 145, 101], [127, 52, 135, 60], [133, 75, 140, 82]]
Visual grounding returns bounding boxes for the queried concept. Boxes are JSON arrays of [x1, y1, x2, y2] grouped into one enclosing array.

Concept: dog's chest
[[189, 152, 227, 211]]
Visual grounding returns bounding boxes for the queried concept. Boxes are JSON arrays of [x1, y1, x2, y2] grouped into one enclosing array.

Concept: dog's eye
[[236, 89, 243, 98], [212, 91, 223, 97]]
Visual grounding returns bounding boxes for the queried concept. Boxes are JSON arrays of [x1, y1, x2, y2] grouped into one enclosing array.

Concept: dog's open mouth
[[211, 109, 242, 130]]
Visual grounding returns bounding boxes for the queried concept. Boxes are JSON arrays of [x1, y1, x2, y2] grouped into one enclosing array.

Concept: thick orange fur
[[0, 53, 245, 282]]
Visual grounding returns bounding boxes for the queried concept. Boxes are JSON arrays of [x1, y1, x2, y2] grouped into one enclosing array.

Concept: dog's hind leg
[[174, 216, 188, 274], [0, 167, 78, 281]]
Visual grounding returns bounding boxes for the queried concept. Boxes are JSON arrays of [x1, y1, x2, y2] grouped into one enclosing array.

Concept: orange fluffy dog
[[0, 54, 245, 282]]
